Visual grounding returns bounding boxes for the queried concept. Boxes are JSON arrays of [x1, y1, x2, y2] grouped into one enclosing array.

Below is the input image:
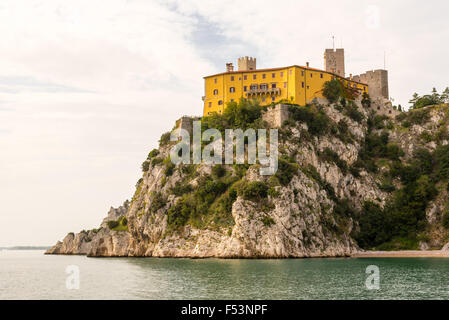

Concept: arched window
[[230, 87, 235, 93], [218, 100, 223, 105], [213, 89, 218, 95]]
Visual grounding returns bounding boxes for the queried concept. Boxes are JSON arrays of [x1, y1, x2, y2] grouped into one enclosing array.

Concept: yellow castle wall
[[203, 65, 368, 117]]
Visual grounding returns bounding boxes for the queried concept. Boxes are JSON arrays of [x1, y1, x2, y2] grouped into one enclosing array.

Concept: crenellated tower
[[238, 56, 257, 71]]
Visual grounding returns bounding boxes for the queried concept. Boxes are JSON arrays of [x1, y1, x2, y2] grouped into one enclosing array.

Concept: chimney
[[226, 63, 234, 72], [306, 62, 310, 67]]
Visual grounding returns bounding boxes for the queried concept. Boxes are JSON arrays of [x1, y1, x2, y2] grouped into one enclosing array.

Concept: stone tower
[[324, 48, 345, 77], [352, 70, 389, 100], [238, 56, 257, 71]]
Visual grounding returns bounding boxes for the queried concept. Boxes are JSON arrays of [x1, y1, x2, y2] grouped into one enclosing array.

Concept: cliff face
[[46, 99, 449, 257]]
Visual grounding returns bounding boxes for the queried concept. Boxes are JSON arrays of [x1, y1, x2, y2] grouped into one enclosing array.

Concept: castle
[[202, 48, 395, 117]]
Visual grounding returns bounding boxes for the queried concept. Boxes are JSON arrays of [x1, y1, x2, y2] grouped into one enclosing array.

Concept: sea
[[1, 250, 449, 299]]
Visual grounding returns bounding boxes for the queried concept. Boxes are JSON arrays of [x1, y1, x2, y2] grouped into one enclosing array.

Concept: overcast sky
[[1, 0, 448, 246]]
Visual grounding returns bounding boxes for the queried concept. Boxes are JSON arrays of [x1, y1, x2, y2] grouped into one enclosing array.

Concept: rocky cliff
[[46, 97, 449, 257]]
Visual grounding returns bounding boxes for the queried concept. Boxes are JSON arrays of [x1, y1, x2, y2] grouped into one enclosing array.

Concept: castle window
[[289, 70, 292, 75], [272, 73, 275, 78], [218, 100, 223, 105], [301, 82, 304, 88], [280, 72, 284, 77], [230, 87, 235, 93], [213, 89, 218, 95], [214, 78, 217, 84], [250, 84, 258, 90], [320, 73, 323, 78], [231, 76, 234, 81], [284, 82, 287, 88], [263, 74, 266, 79], [253, 74, 257, 80], [310, 73, 313, 78], [364, 87, 366, 91], [244, 86, 247, 92], [244, 75, 247, 80], [301, 71, 304, 76], [208, 102, 212, 108], [260, 84, 268, 90], [271, 96, 275, 101], [307, 85, 309, 89], [272, 83, 276, 88]]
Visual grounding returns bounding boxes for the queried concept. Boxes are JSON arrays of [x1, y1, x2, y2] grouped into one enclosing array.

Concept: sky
[[1, 0, 448, 246]]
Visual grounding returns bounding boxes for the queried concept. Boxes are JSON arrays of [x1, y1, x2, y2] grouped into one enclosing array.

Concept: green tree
[[323, 79, 343, 103]]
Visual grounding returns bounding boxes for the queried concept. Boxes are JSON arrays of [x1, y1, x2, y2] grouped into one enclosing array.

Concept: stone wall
[[371, 97, 400, 118], [324, 48, 345, 77], [352, 69, 389, 100], [262, 104, 290, 128], [176, 116, 193, 136]]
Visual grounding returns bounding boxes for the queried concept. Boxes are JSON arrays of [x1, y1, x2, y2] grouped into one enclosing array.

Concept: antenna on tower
[[332, 35, 335, 50]]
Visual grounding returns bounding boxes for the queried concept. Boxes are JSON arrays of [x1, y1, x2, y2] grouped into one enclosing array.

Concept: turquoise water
[[1, 250, 449, 299]]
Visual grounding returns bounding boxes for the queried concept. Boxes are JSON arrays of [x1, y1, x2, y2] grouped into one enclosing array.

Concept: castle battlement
[[352, 69, 388, 100], [238, 56, 257, 71]]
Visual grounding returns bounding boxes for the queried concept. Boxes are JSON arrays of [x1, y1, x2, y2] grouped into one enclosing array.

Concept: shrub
[[349, 166, 360, 178], [288, 104, 330, 136], [151, 157, 163, 167], [149, 192, 166, 212], [212, 165, 226, 178], [141, 160, 151, 172], [385, 143, 404, 161], [408, 108, 430, 125], [268, 187, 280, 198], [275, 158, 298, 186], [202, 98, 265, 134], [135, 178, 143, 188], [148, 149, 159, 159], [345, 101, 364, 123], [107, 220, 119, 229], [238, 181, 268, 201], [323, 79, 343, 103], [361, 92, 371, 108], [159, 132, 171, 146], [170, 184, 193, 196], [261, 216, 275, 227], [164, 162, 175, 176]]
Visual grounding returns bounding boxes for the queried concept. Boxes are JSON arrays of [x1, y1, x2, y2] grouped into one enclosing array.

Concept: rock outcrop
[[46, 100, 449, 257]]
